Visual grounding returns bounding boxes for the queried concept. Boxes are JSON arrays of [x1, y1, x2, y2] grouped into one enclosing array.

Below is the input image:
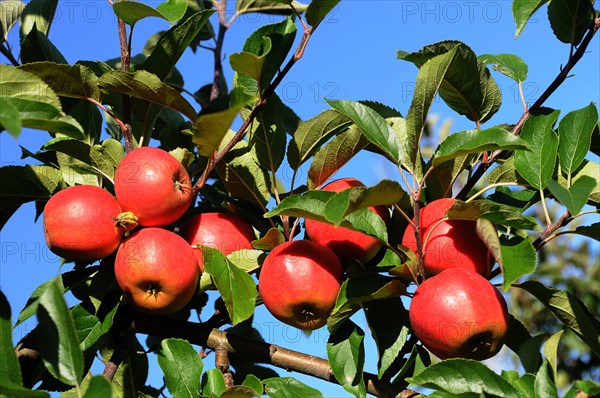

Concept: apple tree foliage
[[1, 0, 599, 397]]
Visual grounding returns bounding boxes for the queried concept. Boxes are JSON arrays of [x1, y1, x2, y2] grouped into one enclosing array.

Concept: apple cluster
[[43, 146, 258, 315], [402, 198, 509, 360], [43, 157, 509, 361]]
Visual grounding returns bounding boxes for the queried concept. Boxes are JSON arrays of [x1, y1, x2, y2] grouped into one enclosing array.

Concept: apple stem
[[411, 197, 426, 284]]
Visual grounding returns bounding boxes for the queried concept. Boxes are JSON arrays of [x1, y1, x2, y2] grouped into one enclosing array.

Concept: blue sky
[[1, 0, 599, 396]]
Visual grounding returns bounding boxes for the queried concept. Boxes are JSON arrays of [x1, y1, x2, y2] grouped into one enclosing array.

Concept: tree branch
[[193, 25, 314, 194], [456, 15, 600, 200], [533, 210, 572, 250], [116, 4, 134, 152], [126, 311, 415, 397]]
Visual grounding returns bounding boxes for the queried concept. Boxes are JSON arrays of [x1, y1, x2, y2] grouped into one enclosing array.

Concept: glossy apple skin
[[43, 185, 123, 262], [409, 267, 509, 360], [179, 212, 256, 271], [401, 198, 493, 277], [259, 240, 344, 330], [115, 228, 199, 314], [304, 178, 390, 264], [114, 147, 193, 227]]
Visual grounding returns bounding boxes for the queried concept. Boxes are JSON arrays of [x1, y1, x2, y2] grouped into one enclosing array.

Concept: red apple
[[179, 212, 256, 271], [304, 178, 390, 264], [258, 240, 344, 330], [401, 198, 493, 277], [114, 147, 193, 227], [114, 228, 199, 314], [43, 185, 124, 262], [409, 267, 509, 360]]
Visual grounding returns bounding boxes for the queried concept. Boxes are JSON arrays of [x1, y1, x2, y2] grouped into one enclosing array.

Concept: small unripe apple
[[114, 228, 199, 314], [43, 185, 124, 262], [409, 267, 509, 360], [258, 240, 344, 330], [114, 147, 193, 227], [179, 212, 256, 271], [401, 198, 493, 277], [304, 178, 390, 264]]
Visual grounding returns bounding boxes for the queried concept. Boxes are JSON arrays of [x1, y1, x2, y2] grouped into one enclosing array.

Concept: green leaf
[[192, 101, 253, 156], [407, 359, 520, 397], [0, 384, 49, 397], [236, 0, 308, 16], [251, 228, 285, 251], [572, 223, 600, 242], [37, 277, 84, 386], [1, 0, 26, 41], [534, 360, 558, 398], [102, 335, 149, 398], [156, 0, 188, 24], [19, 24, 66, 64], [113, 0, 186, 26], [0, 96, 22, 137], [99, 70, 197, 121], [0, 165, 64, 228], [328, 274, 406, 333], [202, 247, 257, 325], [364, 298, 410, 379], [478, 53, 528, 82], [543, 330, 564, 381], [500, 235, 537, 291], [265, 190, 388, 241], [447, 199, 539, 230], [515, 109, 560, 189], [569, 160, 600, 205], [327, 321, 366, 398], [401, 46, 457, 175], [326, 99, 403, 164], [264, 377, 322, 398], [399, 41, 502, 125], [0, 64, 84, 138], [288, 109, 352, 170], [216, 134, 272, 206], [557, 102, 598, 175], [305, 0, 340, 28], [237, 17, 297, 95], [18, 62, 101, 101], [157, 338, 203, 398], [43, 137, 123, 182], [248, 94, 289, 172], [242, 374, 263, 396], [516, 281, 600, 356], [82, 375, 112, 398], [503, 315, 542, 373], [546, 176, 596, 215], [1, 96, 84, 138], [513, 0, 549, 37], [231, 38, 272, 82], [0, 290, 22, 386], [202, 368, 226, 397], [432, 127, 529, 167], [323, 179, 405, 225], [548, 0, 592, 45], [307, 125, 369, 190], [19, 0, 57, 39], [142, 9, 214, 80], [72, 303, 118, 355], [488, 157, 528, 185]]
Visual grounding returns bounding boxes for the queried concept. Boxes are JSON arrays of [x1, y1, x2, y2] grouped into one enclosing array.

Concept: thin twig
[[193, 26, 314, 194], [102, 348, 123, 382], [116, 4, 134, 152], [533, 210, 572, 250]]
